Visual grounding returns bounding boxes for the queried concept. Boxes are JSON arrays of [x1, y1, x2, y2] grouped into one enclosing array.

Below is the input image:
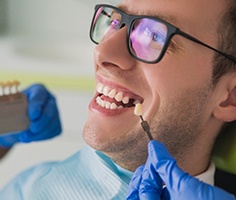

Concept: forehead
[[118, 4, 180, 28], [119, 0, 226, 38]]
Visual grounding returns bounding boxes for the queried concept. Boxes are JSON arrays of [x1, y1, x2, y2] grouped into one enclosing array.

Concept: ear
[[213, 75, 236, 122]]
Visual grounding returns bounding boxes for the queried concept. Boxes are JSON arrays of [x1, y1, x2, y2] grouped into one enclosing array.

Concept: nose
[[94, 26, 136, 71]]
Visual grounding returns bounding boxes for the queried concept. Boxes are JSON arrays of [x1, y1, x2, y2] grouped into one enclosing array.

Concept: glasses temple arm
[[178, 30, 236, 63]]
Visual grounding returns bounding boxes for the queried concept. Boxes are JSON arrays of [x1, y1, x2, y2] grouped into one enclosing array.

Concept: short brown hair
[[212, 1, 236, 85]]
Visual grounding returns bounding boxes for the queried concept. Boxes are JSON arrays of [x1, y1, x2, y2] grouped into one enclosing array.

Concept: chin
[[82, 118, 115, 151]]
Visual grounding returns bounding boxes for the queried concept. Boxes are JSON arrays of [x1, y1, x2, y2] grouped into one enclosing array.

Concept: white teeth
[[103, 86, 110, 96], [96, 96, 119, 110], [105, 101, 111, 109], [97, 83, 104, 93], [118, 105, 124, 109], [101, 99, 106, 107], [96, 82, 140, 110], [115, 92, 123, 102], [111, 103, 118, 109], [96, 96, 101, 104], [108, 89, 116, 98], [133, 99, 141, 105], [122, 96, 129, 104]]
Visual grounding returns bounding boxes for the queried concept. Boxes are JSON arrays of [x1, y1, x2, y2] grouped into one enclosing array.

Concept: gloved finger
[[160, 187, 170, 200], [138, 170, 162, 200], [148, 140, 236, 200], [19, 118, 62, 143], [29, 96, 60, 134], [126, 165, 144, 200], [148, 140, 196, 195], [23, 84, 51, 120], [138, 142, 163, 200], [0, 134, 20, 148], [30, 118, 62, 141], [17, 130, 32, 143]]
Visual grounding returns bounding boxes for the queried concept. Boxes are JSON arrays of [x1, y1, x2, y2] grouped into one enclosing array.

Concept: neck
[[105, 150, 148, 172]]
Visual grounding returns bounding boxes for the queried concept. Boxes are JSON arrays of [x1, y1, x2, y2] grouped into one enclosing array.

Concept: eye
[[110, 19, 120, 29], [152, 32, 165, 44], [144, 28, 164, 43], [109, 11, 121, 29]]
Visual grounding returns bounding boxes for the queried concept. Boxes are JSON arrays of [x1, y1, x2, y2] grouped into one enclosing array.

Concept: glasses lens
[[129, 18, 168, 62], [91, 6, 121, 43]]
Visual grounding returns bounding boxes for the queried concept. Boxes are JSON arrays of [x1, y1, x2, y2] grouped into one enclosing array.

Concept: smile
[[96, 82, 143, 110]]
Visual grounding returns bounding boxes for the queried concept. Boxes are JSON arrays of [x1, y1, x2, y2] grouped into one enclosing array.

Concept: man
[[0, 0, 235, 199]]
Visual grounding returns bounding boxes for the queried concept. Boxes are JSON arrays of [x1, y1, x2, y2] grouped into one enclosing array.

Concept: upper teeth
[[96, 82, 140, 109]]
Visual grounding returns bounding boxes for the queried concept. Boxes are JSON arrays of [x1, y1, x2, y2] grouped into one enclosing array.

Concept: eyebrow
[[117, 4, 181, 29]]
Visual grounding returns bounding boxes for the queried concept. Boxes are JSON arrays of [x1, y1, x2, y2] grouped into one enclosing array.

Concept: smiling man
[[85, 0, 236, 176], [0, 0, 236, 199]]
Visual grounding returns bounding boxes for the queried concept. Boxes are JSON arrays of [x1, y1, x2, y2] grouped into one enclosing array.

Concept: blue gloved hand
[[127, 140, 236, 200], [0, 84, 62, 148]]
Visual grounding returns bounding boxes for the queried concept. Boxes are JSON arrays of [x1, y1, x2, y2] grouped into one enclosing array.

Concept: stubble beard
[[150, 84, 214, 164]]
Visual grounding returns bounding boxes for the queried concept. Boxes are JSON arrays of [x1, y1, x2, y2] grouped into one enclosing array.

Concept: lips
[[95, 82, 143, 110]]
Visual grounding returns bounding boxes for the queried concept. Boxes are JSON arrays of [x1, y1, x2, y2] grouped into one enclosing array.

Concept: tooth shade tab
[[134, 103, 143, 116]]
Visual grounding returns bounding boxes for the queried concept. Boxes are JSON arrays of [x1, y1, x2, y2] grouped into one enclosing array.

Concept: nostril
[[119, 23, 126, 29]]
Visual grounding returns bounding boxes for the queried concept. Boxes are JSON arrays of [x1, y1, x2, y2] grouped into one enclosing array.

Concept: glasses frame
[[90, 4, 236, 64]]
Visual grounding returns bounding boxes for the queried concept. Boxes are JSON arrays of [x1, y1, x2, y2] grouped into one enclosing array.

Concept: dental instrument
[[134, 103, 153, 140]]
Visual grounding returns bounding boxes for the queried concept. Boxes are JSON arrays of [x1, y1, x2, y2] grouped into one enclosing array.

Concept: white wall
[[6, 0, 120, 39]]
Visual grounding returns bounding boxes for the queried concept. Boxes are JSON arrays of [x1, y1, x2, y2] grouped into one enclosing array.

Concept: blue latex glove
[[0, 84, 62, 148], [127, 140, 236, 200]]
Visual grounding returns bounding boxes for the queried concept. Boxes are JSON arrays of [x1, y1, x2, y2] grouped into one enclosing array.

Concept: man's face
[[83, 0, 226, 170]]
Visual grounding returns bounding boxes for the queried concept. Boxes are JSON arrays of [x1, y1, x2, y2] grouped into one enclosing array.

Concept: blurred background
[[0, 0, 119, 188]]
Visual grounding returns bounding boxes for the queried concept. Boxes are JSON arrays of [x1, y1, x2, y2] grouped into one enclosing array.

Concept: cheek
[[143, 55, 212, 100]]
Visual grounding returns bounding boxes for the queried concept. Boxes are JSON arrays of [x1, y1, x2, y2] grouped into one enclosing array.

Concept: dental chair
[[213, 121, 236, 195]]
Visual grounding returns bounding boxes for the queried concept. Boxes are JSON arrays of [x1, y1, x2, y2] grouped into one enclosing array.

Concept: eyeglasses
[[90, 4, 236, 64]]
